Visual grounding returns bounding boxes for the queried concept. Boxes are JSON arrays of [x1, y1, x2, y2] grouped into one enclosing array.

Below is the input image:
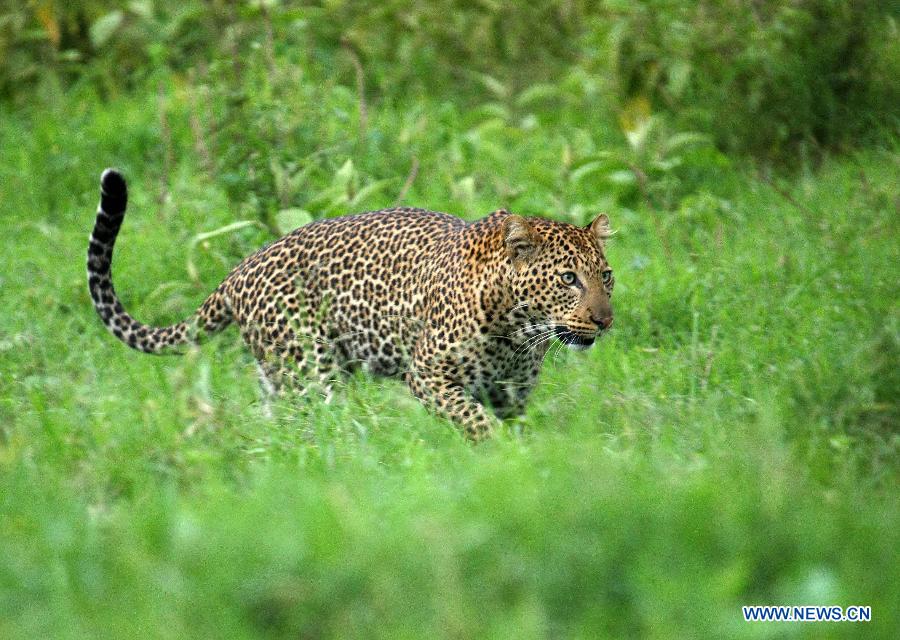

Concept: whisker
[[510, 321, 564, 339], [549, 338, 566, 366], [513, 328, 557, 358], [528, 335, 555, 360]]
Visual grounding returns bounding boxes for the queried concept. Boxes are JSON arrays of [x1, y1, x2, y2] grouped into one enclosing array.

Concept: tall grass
[[1, 81, 897, 637]]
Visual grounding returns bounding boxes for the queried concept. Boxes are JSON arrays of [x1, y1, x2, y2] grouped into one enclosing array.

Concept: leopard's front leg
[[406, 367, 497, 440]]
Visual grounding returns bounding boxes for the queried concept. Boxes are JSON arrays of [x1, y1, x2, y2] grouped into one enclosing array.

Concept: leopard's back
[[221, 208, 466, 376]]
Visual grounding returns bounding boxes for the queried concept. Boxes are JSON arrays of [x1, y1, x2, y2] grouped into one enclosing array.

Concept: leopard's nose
[[592, 315, 613, 331]]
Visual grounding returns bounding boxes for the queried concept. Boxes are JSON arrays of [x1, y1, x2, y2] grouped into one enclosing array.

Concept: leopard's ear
[[588, 213, 613, 248], [503, 215, 541, 262]]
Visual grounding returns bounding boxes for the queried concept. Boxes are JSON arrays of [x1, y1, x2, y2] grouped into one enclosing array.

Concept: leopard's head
[[503, 213, 615, 350]]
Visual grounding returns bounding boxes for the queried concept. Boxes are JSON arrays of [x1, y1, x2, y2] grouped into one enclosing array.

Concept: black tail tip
[[100, 168, 127, 196]]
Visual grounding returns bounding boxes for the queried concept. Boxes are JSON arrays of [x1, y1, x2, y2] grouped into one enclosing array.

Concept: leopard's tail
[[87, 169, 233, 354]]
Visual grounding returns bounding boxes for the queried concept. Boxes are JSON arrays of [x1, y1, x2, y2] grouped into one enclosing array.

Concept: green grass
[[0, 78, 898, 639]]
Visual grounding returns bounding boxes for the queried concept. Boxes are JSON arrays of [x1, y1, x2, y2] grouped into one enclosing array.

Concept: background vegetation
[[1, 0, 898, 637]]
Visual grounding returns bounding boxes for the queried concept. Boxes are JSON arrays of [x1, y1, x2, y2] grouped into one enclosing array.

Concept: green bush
[[3, 1, 897, 160], [586, 0, 900, 157]]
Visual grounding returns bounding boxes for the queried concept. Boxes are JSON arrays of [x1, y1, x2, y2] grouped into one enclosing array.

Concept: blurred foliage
[[588, 0, 900, 155], [2, 0, 897, 161]]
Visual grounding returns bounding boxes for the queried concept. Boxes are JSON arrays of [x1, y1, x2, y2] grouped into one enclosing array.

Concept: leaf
[[650, 157, 682, 172], [519, 114, 539, 131], [474, 73, 509, 99], [465, 117, 507, 142], [269, 158, 290, 196], [186, 220, 266, 284], [569, 152, 619, 170], [618, 96, 653, 151], [667, 60, 692, 98], [333, 159, 356, 189], [569, 154, 627, 185], [452, 176, 476, 203], [58, 50, 82, 62], [306, 184, 349, 214], [606, 170, 638, 186], [467, 102, 511, 123], [349, 179, 394, 208], [663, 132, 712, 155], [569, 161, 605, 185], [275, 208, 313, 235], [128, 1, 154, 19], [516, 83, 561, 107], [35, 3, 61, 47], [90, 11, 124, 48]]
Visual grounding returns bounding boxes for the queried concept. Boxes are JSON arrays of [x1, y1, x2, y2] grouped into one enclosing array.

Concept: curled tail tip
[[99, 168, 127, 216], [100, 168, 127, 196]]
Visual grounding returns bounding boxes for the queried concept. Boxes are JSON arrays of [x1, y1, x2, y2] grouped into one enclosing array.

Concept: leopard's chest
[[456, 336, 544, 415]]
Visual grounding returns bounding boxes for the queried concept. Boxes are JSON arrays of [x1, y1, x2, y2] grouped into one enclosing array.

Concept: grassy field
[[1, 33, 899, 640]]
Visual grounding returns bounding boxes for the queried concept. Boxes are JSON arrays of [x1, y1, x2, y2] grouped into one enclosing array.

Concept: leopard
[[87, 169, 615, 439]]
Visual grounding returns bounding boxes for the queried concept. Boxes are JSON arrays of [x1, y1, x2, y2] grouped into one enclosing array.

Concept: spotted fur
[[88, 169, 615, 438]]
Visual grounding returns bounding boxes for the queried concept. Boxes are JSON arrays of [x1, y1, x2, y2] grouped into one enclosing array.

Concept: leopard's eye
[[560, 271, 577, 286], [601, 270, 612, 284]]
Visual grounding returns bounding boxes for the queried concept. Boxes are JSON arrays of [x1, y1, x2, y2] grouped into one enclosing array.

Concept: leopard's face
[[504, 214, 614, 350]]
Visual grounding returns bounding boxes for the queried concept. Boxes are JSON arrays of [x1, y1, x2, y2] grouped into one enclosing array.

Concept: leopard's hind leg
[[247, 325, 342, 411], [255, 360, 278, 418]]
